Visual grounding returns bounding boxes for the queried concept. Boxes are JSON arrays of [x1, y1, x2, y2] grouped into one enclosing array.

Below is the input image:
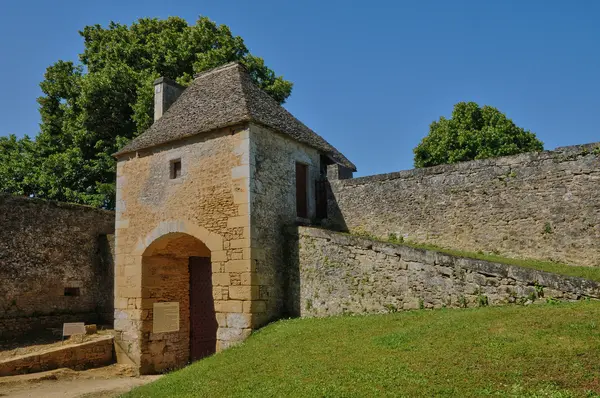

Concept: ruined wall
[[288, 227, 600, 317], [249, 123, 321, 323], [0, 195, 114, 339], [114, 125, 257, 373], [0, 335, 114, 377], [328, 143, 600, 267]]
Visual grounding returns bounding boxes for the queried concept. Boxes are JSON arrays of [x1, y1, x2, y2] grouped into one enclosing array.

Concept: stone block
[[233, 191, 249, 204], [215, 312, 228, 327], [403, 298, 420, 310], [217, 327, 252, 342], [211, 251, 228, 262], [229, 285, 259, 300], [212, 273, 230, 286], [225, 259, 252, 273], [226, 313, 252, 329], [231, 165, 250, 179], [230, 239, 250, 249], [214, 300, 243, 313], [227, 215, 249, 228], [238, 204, 249, 216]]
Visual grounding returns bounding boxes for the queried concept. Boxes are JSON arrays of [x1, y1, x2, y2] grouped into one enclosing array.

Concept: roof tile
[[114, 63, 355, 171]]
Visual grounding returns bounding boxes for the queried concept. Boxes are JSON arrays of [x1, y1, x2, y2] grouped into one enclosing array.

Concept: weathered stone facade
[[0, 195, 115, 339], [249, 123, 321, 322], [112, 63, 347, 374], [289, 227, 600, 317], [114, 125, 259, 373], [327, 143, 600, 267]]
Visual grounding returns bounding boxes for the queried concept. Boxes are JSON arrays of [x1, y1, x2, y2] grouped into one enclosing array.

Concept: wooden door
[[189, 256, 217, 361]]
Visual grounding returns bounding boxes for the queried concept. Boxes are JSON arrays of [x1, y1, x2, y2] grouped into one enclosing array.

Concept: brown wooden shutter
[[296, 163, 308, 218]]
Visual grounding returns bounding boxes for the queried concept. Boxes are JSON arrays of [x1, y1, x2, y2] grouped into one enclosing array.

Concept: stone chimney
[[153, 77, 184, 121]]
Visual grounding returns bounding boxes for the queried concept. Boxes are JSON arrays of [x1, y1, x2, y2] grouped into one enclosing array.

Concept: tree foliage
[[413, 102, 543, 168], [0, 16, 292, 208]]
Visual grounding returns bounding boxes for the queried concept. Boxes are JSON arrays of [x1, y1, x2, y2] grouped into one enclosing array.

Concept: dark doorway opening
[[189, 256, 218, 362]]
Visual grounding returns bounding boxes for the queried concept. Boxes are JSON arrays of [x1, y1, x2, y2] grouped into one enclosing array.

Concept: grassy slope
[[125, 301, 600, 397]]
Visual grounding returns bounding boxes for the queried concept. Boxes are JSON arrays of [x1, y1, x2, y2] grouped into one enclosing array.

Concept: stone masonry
[[327, 143, 600, 267], [114, 125, 257, 373], [0, 195, 115, 339], [249, 123, 322, 322], [289, 227, 600, 317], [0, 335, 114, 377]]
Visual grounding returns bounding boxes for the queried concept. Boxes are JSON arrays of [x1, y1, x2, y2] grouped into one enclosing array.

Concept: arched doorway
[[140, 232, 218, 373]]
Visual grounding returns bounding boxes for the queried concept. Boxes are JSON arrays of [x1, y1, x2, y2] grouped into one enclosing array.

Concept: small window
[[64, 287, 80, 297], [170, 159, 182, 179], [296, 162, 308, 218]]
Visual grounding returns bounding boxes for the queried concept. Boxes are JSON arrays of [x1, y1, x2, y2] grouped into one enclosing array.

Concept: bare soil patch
[[0, 364, 160, 398]]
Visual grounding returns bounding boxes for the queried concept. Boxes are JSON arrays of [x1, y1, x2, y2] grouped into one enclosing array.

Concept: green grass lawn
[[125, 301, 600, 397]]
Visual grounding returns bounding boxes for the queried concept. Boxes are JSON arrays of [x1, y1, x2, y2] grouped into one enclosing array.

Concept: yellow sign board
[[153, 302, 180, 333]]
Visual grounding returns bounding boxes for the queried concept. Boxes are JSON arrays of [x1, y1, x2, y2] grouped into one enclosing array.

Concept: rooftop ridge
[[193, 62, 245, 80]]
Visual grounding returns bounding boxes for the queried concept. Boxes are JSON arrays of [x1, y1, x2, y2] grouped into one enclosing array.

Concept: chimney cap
[[153, 77, 185, 88]]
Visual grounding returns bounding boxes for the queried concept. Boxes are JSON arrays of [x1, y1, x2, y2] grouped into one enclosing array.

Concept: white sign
[[153, 302, 180, 333], [63, 322, 86, 336]]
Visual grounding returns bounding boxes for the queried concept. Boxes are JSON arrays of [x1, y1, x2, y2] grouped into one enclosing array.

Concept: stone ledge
[[0, 335, 114, 377]]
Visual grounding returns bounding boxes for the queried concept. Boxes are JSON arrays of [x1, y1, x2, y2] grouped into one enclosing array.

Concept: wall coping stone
[[0, 194, 115, 217], [336, 141, 600, 186]]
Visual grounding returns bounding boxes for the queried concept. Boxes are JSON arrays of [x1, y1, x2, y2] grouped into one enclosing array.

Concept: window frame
[[170, 158, 182, 179]]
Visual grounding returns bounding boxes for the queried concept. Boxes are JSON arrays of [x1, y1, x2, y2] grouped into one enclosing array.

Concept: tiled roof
[[114, 63, 355, 171]]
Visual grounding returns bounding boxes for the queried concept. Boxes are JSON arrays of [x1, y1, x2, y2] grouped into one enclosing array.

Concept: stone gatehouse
[[2, 62, 599, 377], [112, 63, 355, 373]]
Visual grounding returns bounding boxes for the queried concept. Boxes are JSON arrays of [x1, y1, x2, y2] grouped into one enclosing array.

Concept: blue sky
[[0, 0, 598, 176]]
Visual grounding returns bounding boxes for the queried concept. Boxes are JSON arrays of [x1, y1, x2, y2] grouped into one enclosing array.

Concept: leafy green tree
[[1, 16, 292, 208], [0, 135, 39, 196], [414, 102, 543, 168]]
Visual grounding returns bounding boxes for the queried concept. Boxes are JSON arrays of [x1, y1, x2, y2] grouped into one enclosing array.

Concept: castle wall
[[328, 143, 600, 267], [0, 195, 114, 339], [249, 123, 322, 323], [289, 227, 600, 317]]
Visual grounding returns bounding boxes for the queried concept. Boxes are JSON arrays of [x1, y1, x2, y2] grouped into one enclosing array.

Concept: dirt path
[[0, 365, 160, 398]]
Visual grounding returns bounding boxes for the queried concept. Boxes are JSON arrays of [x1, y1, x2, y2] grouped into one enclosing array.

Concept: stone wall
[[288, 227, 600, 317], [249, 123, 322, 323], [0, 195, 115, 339], [327, 143, 600, 267], [0, 335, 114, 376]]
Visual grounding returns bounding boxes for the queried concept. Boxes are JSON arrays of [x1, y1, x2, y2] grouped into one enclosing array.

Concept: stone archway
[[135, 221, 224, 374]]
